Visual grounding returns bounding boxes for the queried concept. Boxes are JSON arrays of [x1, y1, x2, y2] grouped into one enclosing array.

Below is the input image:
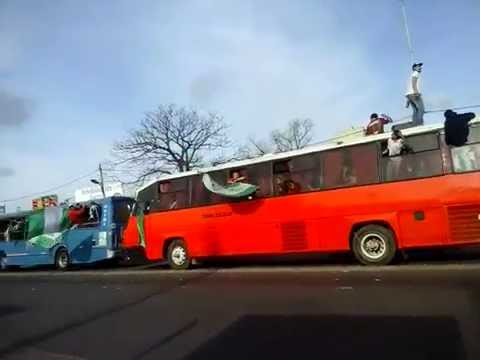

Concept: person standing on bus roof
[[395, 63, 425, 131], [365, 113, 393, 135]]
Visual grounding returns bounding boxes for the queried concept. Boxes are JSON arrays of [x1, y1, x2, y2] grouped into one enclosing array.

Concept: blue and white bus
[[0, 196, 134, 269]]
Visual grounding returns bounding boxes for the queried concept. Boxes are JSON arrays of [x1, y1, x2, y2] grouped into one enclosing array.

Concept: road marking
[[2, 262, 480, 277]]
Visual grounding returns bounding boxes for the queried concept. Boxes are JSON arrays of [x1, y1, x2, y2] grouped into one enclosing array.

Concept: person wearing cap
[[365, 113, 393, 135], [406, 63, 424, 123], [395, 63, 425, 130]]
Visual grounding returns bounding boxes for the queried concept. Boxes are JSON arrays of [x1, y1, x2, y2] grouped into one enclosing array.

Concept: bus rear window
[[114, 200, 134, 224]]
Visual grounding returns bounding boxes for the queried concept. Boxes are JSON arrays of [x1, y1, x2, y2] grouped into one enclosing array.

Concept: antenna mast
[[400, 0, 415, 64]]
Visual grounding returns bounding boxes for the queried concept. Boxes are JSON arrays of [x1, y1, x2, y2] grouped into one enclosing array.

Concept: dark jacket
[[444, 111, 476, 147]]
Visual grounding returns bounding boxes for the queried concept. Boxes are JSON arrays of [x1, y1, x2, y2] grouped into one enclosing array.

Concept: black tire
[[55, 248, 70, 270], [167, 240, 191, 270], [352, 225, 396, 265]]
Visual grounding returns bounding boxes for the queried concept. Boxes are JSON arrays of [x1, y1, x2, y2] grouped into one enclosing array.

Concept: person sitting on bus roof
[[365, 113, 393, 135], [227, 170, 246, 184], [444, 110, 476, 147]]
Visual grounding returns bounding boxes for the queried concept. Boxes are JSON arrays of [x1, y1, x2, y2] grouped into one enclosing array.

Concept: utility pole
[[99, 163, 106, 198]]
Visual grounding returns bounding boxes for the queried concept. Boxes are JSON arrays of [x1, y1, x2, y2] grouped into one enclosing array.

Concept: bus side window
[[245, 163, 271, 197], [381, 133, 443, 181], [323, 143, 378, 188], [155, 179, 188, 211], [191, 173, 224, 206], [451, 124, 480, 172], [273, 160, 303, 195], [467, 124, 480, 144], [289, 153, 323, 192], [76, 203, 102, 228]]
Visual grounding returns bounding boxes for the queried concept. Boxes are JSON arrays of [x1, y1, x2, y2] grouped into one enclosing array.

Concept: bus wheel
[[352, 225, 396, 265], [167, 240, 191, 270], [55, 248, 70, 270]]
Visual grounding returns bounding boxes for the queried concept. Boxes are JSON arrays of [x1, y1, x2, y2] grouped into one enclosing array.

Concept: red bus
[[122, 121, 480, 269]]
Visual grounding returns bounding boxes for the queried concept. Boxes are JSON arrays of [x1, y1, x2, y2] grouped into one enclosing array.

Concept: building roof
[[136, 122, 447, 195]]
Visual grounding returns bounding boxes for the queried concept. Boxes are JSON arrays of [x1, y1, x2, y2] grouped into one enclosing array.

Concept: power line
[[425, 104, 480, 114], [0, 170, 97, 203]]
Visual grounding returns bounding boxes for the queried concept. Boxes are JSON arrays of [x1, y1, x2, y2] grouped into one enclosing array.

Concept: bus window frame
[[450, 123, 480, 175], [379, 131, 445, 183]]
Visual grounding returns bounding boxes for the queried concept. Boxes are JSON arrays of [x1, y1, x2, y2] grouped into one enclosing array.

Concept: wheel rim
[[359, 233, 387, 260], [171, 246, 187, 266], [58, 252, 68, 268]]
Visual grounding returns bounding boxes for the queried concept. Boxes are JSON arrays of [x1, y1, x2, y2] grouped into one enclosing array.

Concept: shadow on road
[[187, 314, 466, 360]]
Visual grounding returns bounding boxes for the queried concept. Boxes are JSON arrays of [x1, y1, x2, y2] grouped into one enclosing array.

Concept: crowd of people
[[364, 62, 476, 156]]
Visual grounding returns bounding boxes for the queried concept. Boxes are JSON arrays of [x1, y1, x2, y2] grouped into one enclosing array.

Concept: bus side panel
[[122, 216, 140, 249], [227, 200, 282, 255], [66, 228, 95, 263], [397, 206, 449, 248], [143, 213, 162, 260]]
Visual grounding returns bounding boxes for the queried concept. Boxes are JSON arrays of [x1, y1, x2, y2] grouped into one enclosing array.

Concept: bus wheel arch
[[164, 238, 191, 270], [350, 222, 397, 265], [54, 247, 70, 270]]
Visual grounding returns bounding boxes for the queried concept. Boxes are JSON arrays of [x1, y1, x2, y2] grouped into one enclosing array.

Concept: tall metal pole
[[400, 0, 415, 64], [99, 163, 106, 198]]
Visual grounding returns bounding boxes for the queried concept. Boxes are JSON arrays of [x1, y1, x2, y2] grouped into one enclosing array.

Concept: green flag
[[26, 207, 71, 247]]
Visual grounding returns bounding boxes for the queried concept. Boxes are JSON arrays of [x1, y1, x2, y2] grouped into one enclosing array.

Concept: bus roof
[[136, 121, 454, 195], [0, 210, 33, 221]]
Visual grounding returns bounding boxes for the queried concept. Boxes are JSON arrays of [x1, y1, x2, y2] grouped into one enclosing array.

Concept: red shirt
[[68, 208, 87, 225]]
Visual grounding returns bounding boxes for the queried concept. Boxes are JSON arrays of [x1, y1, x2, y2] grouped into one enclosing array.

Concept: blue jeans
[[394, 94, 425, 130]]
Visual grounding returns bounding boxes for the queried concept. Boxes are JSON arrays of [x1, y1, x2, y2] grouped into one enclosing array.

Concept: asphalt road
[[2, 261, 480, 360]]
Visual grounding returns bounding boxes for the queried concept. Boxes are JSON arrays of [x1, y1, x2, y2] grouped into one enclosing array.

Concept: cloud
[[0, 89, 33, 127], [0, 167, 14, 177]]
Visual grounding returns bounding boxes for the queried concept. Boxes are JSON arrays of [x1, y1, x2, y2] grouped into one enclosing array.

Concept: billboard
[[74, 182, 124, 203], [32, 195, 58, 210]]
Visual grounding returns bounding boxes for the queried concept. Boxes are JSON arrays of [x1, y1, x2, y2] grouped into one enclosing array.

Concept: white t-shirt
[[387, 138, 404, 156], [406, 70, 421, 95]]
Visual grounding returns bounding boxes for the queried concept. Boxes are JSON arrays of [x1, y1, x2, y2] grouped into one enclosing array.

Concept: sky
[[0, 0, 479, 212]]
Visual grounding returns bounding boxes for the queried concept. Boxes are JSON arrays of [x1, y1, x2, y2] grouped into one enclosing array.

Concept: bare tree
[[113, 104, 230, 183], [271, 118, 314, 152], [230, 118, 314, 162]]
